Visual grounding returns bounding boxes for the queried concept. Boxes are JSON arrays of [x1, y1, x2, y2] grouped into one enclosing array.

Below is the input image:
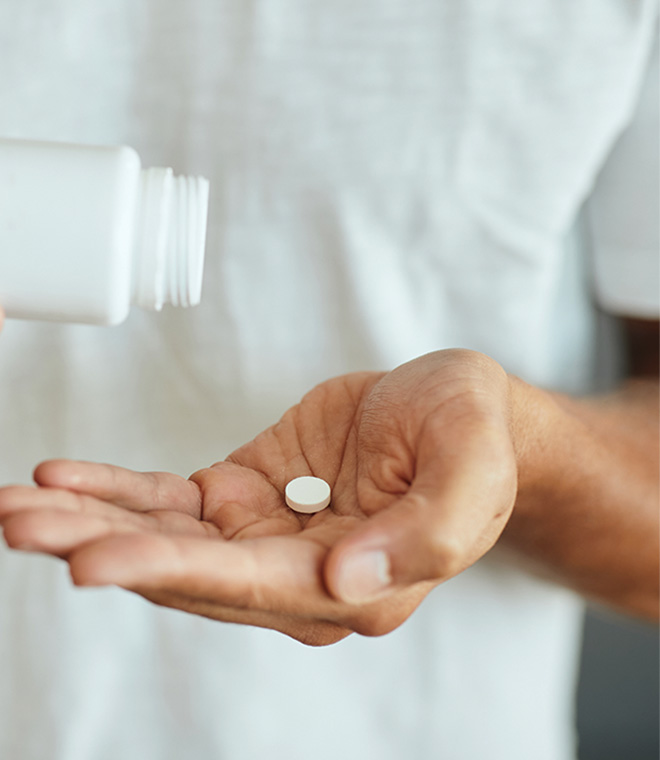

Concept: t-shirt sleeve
[[588, 38, 659, 319]]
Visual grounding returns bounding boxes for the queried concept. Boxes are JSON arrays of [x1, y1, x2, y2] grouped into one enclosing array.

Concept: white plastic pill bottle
[[0, 137, 210, 325]]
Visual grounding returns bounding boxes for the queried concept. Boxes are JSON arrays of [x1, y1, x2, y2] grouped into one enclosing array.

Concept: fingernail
[[336, 549, 392, 604]]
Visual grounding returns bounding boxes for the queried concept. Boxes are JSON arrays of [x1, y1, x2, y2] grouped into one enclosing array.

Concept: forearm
[[504, 375, 659, 620]]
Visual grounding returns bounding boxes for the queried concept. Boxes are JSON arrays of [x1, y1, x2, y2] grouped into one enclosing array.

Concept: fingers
[[65, 531, 422, 638], [0, 486, 150, 555], [2, 509, 142, 556], [0, 485, 217, 556], [0, 484, 163, 527], [68, 533, 332, 613], [326, 417, 517, 604], [34, 460, 202, 516], [0, 488, 427, 641], [0, 489, 353, 644], [0, 485, 140, 519]]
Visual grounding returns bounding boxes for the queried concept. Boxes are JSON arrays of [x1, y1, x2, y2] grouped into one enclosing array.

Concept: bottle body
[[0, 138, 209, 325]]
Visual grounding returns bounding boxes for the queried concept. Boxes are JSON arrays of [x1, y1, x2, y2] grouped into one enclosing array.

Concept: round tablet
[[285, 476, 331, 514]]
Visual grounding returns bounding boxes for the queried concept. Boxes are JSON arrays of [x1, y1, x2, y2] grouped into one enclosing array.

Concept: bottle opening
[[133, 167, 210, 311]]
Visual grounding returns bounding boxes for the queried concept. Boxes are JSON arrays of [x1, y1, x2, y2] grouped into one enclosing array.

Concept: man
[[0, 2, 657, 759]]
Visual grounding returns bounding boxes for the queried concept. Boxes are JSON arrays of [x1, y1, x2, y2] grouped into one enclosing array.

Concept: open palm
[[0, 350, 517, 645]]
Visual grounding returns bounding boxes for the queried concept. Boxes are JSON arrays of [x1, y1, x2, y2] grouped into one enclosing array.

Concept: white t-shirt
[[0, 2, 657, 759]]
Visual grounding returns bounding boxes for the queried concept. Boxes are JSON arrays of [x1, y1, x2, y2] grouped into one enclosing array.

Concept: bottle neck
[[132, 167, 209, 311]]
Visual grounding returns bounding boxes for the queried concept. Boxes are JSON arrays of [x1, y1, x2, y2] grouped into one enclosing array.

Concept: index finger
[[33, 460, 202, 517]]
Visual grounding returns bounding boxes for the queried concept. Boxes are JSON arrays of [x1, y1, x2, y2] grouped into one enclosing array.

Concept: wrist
[[505, 374, 572, 531]]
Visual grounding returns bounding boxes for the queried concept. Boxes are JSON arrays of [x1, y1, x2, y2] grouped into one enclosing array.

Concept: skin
[[0, 322, 657, 646]]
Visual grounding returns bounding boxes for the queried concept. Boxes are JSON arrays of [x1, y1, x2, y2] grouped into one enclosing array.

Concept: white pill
[[285, 476, 331, 514]]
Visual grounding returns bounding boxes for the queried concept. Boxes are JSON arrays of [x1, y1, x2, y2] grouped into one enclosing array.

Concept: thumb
[[325, 427, 516, 604]]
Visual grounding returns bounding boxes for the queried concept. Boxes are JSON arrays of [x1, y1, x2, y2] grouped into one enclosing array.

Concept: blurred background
[[578, 609, 658, 760]]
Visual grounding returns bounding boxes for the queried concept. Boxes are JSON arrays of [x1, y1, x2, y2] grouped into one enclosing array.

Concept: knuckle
[[188, 467, 216, 487]]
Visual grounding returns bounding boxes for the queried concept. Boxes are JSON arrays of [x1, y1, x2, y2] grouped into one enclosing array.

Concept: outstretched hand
[[0, 350, 518, 645]]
